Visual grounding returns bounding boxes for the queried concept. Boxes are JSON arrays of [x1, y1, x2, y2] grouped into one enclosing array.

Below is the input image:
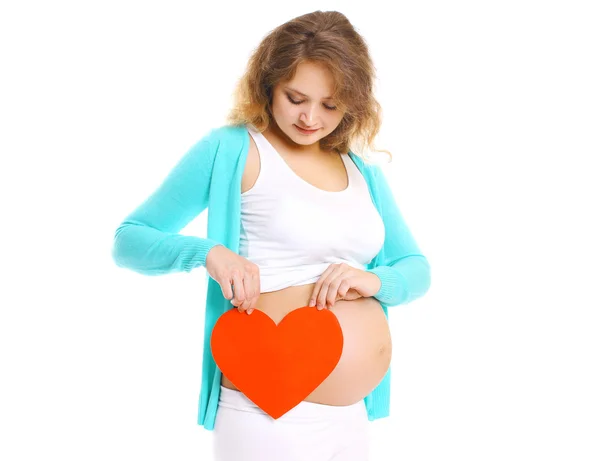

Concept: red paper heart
[[211, 306, 343, 419]]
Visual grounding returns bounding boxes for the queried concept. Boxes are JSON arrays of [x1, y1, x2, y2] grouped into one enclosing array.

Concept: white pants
[[212, 385, 370, 461]]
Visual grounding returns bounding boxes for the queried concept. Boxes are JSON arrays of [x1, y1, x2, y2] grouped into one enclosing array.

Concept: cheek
[[331, 112, 345, 123], [274, 101, 296, 119], [284, 107, 298, 118], [323, 115, 343, 131], [324, 110, 343, 122]]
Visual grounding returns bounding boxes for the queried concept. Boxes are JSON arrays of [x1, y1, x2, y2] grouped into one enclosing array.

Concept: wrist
[[366, 271, 382, 297]]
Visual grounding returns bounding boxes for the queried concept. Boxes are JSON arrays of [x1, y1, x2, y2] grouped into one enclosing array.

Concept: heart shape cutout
[[211, 306, 343, 419]]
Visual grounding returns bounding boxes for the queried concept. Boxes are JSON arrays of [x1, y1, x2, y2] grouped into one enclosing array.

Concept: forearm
[[112, 222, 222, 275], [111, 134, 221, 276], [367, 255, 431, 306]]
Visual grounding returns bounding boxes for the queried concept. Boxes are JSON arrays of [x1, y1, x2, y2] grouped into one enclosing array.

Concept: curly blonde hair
[[225, 10, 392, 162]]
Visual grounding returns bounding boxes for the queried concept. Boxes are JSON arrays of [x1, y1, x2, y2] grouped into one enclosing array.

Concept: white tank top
[[240, 123, 386, 293]]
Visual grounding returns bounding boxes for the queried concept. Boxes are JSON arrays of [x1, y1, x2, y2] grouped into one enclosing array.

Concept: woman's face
[[269, 61, 345, 153]]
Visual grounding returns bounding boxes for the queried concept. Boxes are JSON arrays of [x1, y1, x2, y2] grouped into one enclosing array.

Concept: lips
[[295, 124, 319, 134]]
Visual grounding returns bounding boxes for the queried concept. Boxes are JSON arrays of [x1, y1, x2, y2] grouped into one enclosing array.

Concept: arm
[[111, 134, 223, 275], [366, 165, 431, 307]]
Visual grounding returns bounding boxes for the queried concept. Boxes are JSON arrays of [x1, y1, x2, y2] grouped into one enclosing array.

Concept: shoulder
[[189, 124, 249, 164], [349, 151, 384, 179], [205, 124, 249, 146]]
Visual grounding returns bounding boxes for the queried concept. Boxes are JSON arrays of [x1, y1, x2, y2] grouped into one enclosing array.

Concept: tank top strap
[[246, 124, 283, 174], [245, 123, 362, 196]]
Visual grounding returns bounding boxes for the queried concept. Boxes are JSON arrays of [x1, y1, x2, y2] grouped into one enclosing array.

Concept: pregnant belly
[[220, 282, 392, 406]]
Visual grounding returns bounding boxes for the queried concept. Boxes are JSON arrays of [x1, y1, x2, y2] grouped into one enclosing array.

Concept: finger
[[248, 271, 260, 314], [310, 264, 335, 307], [240, 274, 255, 314], [317, 265, 344, 309], [220, 276, 233, 301], [316, 272, 335, 309], [230, 272, 246, 312], [326, 277, 346, 308], [337, 279, 351, 298]]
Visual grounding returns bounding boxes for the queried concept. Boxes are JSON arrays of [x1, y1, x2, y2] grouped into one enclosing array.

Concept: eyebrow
[[285, 87, 333, 100]]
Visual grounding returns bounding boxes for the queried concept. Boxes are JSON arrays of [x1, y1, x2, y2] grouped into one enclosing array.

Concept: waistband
[[218, 385, 366, 421]]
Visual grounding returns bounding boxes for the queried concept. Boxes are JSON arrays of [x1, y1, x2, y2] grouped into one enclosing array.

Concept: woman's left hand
[[308, 263, 382, 310]]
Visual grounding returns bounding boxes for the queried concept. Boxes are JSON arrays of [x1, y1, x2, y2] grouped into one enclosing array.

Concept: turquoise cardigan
[[112, 124, 431, 430]]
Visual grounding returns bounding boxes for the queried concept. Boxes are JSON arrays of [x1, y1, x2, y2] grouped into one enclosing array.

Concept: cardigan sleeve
[[366, 165, 431, 307], [111, 132, 223, 275]]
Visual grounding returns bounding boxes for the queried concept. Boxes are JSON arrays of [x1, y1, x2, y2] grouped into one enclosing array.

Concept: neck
[[268, 122, 322, 156]]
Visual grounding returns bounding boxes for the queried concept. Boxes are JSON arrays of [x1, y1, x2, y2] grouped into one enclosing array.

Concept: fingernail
[[247, 309, 253, 315], [309, 299, 315, 307]]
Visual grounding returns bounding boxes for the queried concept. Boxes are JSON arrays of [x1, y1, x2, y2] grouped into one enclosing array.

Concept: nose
[[299, 103, 319, 126]]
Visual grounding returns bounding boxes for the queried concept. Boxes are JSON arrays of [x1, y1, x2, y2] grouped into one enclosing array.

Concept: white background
[[2, 1, 599, 460]]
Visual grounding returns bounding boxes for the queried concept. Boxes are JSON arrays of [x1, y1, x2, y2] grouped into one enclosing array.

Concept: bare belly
[[220, 282, 392, 406]]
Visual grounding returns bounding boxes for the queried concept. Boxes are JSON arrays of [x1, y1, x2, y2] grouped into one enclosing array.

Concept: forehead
[[284, 86, 333, 100], [282, 62, 336, 98]]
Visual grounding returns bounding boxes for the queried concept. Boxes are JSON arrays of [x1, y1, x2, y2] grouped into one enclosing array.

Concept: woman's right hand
[[205, 245, 260, 314]]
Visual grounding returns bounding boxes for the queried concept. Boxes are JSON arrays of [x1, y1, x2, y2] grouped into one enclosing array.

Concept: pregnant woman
[[112, 10, 431, 461]]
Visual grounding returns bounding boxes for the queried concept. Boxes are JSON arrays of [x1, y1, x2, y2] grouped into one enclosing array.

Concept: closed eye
[[286, 94, 337, 111]]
